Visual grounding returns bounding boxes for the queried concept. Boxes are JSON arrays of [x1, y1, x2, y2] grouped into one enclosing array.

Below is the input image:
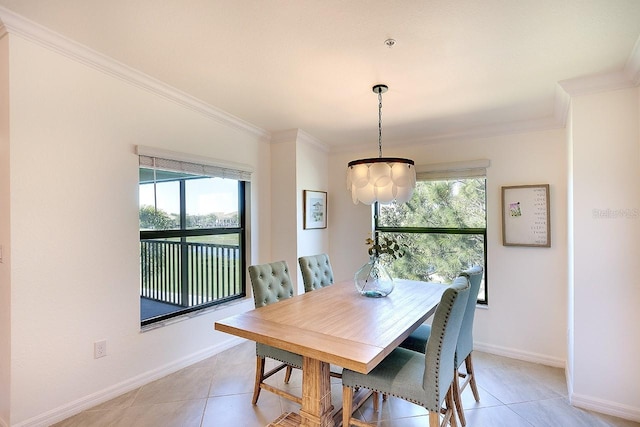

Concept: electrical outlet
[[94, 340, 107, 359]]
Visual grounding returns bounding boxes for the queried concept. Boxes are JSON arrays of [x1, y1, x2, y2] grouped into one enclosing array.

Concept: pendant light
[[346, 84, 416, 205]]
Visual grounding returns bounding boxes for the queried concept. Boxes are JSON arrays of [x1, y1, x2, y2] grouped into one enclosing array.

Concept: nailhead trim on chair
[[341, 277, 471, 424], [434, 297, 454, 406]]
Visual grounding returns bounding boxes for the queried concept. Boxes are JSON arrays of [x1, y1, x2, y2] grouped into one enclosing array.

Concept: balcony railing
[[140, 239, 241, 307]]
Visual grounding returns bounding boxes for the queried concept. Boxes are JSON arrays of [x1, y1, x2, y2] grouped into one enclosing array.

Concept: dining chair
[[298, 253, 334, 292], [297, 253, 344, 380], [248, 261, 303, 405], [341, 276, 470, 427], [398, 265, 484, 426]]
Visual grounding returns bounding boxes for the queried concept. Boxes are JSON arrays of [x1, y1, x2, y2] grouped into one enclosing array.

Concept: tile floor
[[54, 340, 639, 427]]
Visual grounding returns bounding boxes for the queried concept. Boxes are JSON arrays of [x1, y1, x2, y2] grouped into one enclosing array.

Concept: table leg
[[299, 357, 335, 427]]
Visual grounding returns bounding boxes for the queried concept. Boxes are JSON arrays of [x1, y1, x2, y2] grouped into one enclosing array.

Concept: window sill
[[140, 297, 249, 333]]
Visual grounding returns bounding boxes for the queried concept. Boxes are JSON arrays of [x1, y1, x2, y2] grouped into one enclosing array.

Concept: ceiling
[[1, 0, 640, 151]]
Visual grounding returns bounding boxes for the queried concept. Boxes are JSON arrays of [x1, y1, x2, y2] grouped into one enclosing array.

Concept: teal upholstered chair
[[248, 261, 303, 405], [298, 253, 334, 292], [399, 266, 484, 426], [297, 254, 343, 379], [342, 276, 470, 427]]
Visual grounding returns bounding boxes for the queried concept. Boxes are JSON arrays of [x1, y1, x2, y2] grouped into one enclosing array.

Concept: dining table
[[214, 278, 447, 427]]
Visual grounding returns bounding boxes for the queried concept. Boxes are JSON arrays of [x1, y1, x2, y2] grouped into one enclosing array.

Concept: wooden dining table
[[214, 278, 447, 427]]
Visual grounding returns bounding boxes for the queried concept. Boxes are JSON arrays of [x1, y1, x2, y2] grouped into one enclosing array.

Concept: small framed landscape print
[[303, 190, 327, 229], [501, 184, 550, 247]]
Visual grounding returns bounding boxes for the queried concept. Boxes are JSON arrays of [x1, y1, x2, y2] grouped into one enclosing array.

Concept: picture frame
[[303, 190, 327, 229], [501, 184, 550, 247]]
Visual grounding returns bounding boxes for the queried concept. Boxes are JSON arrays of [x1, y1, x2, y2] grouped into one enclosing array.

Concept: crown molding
[[270, 129, 300, 144], [558, 70, 635, 97], [0, 7, 271, 142], [558, 35, 640, 96], [0, 18, 7, 40], [553, 83, 572, 126], [271, 128, 330, 152], [294, 129, 330, 152], [625, 34, 640, 86], [330, 115, 564, 154]]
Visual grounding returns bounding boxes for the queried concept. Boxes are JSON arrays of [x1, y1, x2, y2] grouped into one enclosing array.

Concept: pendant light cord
[[378, 89, 383, 158]]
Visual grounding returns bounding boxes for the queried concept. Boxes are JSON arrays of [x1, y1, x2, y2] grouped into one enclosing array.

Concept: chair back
[[298, 254, 334, 292], [455, 266, 484, 366], [422, 276, 470, 408], [248, 261, 294, 308]]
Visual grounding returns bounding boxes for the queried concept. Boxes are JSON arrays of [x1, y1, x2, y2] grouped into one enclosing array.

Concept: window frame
[[140, 177, 247, 326], [138, 148, 251, 326], [374, 176, 488, 305]]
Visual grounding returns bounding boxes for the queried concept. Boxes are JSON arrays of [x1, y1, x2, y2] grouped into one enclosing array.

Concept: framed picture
[[501, 184, 550, 247], [303, 190, 327, 229]]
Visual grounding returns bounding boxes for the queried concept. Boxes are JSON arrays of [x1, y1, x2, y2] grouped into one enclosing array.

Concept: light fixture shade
[[347, 84, 416, 205], [347, 158, 416, 205]]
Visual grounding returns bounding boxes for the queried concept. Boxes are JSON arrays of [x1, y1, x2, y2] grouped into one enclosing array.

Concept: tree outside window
[[376, 177, 487, 303]]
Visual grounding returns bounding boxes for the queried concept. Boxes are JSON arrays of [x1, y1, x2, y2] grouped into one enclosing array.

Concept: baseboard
[[571, 392, 640, 422], [474, 341, 566, 368], [477, 344, 640, 422], [14, 336, 245, 427]]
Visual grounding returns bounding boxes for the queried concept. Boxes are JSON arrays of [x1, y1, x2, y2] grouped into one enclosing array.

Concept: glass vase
[[354, 256, 394, 297]]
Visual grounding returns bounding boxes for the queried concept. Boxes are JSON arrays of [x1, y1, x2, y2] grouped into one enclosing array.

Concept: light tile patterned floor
[[53, 341, 639, 427]]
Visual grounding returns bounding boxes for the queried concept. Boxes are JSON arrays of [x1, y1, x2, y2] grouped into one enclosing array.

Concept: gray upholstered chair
[[342, 276, 470, 427], [298, 253, 334, 292], [248, 261, 303, 405], [399, 265, 484, 426]]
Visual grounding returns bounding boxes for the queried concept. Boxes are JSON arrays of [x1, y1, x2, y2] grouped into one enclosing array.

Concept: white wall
[[0, 33, 11, 427], [270, 132, 298, 283], [269, 129, 330, 294], [295, 131, 329, 294], [329, 128, 569, 366], [566, 107, 575, 398], [328, 152, 376, 280], [4, 33, 267, 425], [569, 87, 640, 418]]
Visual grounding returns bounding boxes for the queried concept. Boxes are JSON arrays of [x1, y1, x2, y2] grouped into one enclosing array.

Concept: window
[[138, 148, 251, 325], [375, 162, 488, 304]]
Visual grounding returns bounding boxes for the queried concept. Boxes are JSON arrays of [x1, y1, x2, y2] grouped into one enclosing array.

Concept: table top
[[215, 278, 446, 374]]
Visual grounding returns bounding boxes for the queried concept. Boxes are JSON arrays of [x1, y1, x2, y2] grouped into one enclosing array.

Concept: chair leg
[[446, 386, 458, 427], [284, 365, 293, 384], [429, 411, 440, 427], [372, 391, 379, 412], [452, 371, 465, 426], [465, 354, 480, 402], [252, 356, 265, 405], [342, 385, 354, 427]]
